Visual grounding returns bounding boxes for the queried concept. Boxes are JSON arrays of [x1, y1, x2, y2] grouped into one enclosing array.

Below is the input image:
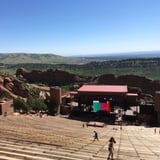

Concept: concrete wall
[[0, 100, 13, 116], [50, 87, 62, 114], [155, 91, 160, 112], [155, 91, 160, 124], [50, 87, 62, 104]]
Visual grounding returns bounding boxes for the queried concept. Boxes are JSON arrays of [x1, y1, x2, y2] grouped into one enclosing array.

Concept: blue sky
[[0, 0, 160, 56]]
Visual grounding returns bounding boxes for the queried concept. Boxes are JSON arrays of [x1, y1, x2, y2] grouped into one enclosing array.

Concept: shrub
[[27, 96, 47, 113], [45, 99, 58, 115], [13, 96, 29, 113]]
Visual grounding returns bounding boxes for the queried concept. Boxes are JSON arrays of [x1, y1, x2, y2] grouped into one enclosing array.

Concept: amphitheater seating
[[0, 115, 112, 160], [0, 114, 160, 160]]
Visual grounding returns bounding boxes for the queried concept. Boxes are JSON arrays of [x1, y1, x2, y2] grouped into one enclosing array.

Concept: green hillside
[[0, 53, 88, 64], [1, 53, 160, 80]]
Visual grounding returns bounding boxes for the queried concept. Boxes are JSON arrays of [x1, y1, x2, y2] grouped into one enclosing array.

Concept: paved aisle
[[114, 126, 160, 160]]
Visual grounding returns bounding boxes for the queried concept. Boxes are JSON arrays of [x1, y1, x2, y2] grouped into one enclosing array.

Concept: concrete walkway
[[0, 115, 160, 160], [113, 126, 160, 160]]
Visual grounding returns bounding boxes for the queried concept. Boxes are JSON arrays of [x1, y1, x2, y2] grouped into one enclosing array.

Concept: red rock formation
[[3, 77, 29, 97], [16, 68, 90, 86], [16, 68, 160, 96], [98, 74, 160, 95], [0, 85, 17, 99], [0, 75, 4, 84]]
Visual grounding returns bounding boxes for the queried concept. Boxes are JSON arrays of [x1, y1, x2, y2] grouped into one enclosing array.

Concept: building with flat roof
[[76, 85, 138, 112]]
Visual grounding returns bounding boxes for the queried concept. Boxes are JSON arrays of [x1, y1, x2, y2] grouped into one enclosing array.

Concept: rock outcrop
[[0, 75, 17, 99], [16, 68, 91, 86], [16, 68, 160, 96], [98, 74, 160, 95], [3, 77, 29, 98]]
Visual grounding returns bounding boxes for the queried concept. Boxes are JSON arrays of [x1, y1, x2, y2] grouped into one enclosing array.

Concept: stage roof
[[78, 85, 128, 93]]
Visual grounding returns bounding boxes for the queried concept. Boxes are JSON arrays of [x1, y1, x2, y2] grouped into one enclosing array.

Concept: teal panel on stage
[[93, 100, 99, 112]]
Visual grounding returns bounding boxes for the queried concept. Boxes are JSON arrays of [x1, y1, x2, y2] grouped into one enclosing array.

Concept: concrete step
[[0, 138, 110, 160], [0, 155, 23, 160], [0, 150, 58, 160], [0, 143, 100, 160], [0, 149, 94, 160]]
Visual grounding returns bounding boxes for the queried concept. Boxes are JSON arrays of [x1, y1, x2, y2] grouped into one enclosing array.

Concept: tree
[[13, 96, 29, 113], [29, 87, 40, 97], [45, 99, 58, 115], [26, 96, 35, 110], [27, 96, 47, 113], [33, 98, 47, 112]]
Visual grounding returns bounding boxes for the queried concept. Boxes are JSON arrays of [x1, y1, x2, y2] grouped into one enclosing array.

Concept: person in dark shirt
[[93, 131, 99, 141], [107, 137, 116, 160]]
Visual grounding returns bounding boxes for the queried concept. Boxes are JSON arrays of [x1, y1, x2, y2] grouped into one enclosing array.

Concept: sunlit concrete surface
[[0, 115, 160, 160]]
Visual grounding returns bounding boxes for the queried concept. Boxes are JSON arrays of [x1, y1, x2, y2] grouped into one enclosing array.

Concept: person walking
[[93, 131, 99, 141], [107, 137, 116, 160]]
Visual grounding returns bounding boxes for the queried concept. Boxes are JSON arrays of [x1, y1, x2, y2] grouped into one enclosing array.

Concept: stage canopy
[[78, 85, 128, 93]]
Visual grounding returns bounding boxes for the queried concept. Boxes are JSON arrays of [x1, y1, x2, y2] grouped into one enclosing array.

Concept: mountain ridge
[[0, 51, 160, 64], [0, 53, 88, 64]]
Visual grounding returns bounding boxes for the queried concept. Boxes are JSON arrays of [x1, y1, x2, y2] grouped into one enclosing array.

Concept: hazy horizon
[[0, 50, 160, 58]]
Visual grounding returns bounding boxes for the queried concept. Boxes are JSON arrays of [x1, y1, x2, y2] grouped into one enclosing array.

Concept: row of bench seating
[[0, 115, 115, 160]]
